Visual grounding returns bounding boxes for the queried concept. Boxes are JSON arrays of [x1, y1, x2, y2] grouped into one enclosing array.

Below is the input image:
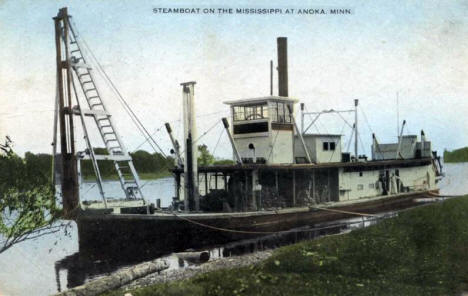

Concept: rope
[[211, 126, 225, 156], [75, 25, 167, 157], [133, 123, 166, 152], [171, 211, 385, 235], [309, 206, 378, 217], [194, 120, 221, 144]]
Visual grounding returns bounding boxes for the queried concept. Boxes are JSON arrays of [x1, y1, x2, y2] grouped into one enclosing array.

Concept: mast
[[53, 7, 146, 212], [181, 81, 199, 212], [53, 8, 79, 217], [354, 99, 359, 159]]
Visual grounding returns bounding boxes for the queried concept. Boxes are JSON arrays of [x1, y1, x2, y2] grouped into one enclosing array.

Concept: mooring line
[[170, 211, 384, 235], [308, 206, 378, 217]]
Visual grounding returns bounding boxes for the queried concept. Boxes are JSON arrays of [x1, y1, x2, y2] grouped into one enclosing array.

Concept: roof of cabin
[[224, 96, 299, 105], [300, 133, 342, 138]]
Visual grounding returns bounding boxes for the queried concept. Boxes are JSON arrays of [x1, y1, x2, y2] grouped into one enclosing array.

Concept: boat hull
[[76, 190, 436, 260]]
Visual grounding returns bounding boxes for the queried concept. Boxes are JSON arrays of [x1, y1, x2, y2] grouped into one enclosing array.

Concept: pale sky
[[0, 0, 467, 159]]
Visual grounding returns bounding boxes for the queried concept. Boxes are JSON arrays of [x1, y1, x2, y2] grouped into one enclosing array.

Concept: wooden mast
[[54, 7, 79, 217]]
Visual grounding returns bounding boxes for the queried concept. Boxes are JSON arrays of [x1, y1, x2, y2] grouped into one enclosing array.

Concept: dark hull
[[77, 191, 435, 260]]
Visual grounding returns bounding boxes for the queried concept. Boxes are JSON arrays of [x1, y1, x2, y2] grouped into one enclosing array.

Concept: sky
[[0, 0, 467, 159]]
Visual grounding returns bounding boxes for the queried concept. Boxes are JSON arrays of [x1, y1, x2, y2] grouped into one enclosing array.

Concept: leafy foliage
[[198, 144, 215, 166], [0, 140, 61, 254]]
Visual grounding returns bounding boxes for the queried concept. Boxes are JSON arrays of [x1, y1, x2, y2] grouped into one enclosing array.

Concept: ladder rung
[[74, 64, 92, 70], [71, 49, 80, 54], [100, 124, 112, 128], [102, 132, 116, 136], [97, 117, 110, 121], [90, 103, 103, 108], [82, 80, 94, 85], [72, 109, 109, 117], [85, 154, 132, 161], [104, 139, 118, 143], [84, 88, 96, 93], [78, 73, 90, 78]]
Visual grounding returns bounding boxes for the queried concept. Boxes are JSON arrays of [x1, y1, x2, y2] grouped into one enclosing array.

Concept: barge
[[52, 8, 442, 258]]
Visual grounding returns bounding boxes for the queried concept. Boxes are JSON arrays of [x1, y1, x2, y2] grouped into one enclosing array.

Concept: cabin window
[[271, 102, 292, 123], [323, 142, 329, 151], [323, 141, 336, 151], [357, 184, 364, 190], [359, 171, 363, 177], [233, 104, 268, 121], [369, 183, 375, 189]]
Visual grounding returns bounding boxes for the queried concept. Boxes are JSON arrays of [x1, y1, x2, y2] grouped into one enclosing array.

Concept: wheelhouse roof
[[224, 96, 299, 106]]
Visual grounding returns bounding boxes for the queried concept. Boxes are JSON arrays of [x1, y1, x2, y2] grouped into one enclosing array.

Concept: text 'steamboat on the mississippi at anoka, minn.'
[[51, 7, 443, 257]]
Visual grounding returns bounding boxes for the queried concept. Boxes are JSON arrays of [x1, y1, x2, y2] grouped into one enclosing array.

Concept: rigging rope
[[73, 23, 167, 157]]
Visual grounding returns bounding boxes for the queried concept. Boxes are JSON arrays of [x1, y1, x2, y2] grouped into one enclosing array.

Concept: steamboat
[[52, 8, 443, 258]]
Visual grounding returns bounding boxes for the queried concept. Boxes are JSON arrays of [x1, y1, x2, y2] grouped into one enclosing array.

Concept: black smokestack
[[277, 37, 288, 97]]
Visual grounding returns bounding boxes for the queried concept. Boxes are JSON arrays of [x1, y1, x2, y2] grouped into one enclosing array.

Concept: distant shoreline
[[443, 147, 468, 163]]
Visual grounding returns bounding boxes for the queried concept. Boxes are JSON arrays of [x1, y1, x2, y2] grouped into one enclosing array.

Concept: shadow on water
[[55, 211, 397, 291]]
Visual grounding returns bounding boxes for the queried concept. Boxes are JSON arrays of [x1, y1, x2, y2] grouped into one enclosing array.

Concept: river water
[[0, 163, 466, 296]]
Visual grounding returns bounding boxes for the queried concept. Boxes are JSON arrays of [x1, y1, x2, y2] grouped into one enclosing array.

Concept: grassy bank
[[83, 171, 172, 181], [103, 196, 468, 296]]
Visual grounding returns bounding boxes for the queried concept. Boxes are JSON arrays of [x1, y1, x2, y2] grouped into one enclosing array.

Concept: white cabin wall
[[294, 136, 316, 162], [398, 164, 436, 191], [271, 130, 294, 163], [338, 164, 436, 202], [314, 136, 341, 163], [234, 135, 270, 161], [338, 169, 381, 201]]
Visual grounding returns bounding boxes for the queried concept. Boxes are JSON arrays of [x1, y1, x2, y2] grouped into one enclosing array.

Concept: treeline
[[443, 147, 468, 163], [0, 152, 52, 193], [79, 148, 174, 178], [1, 145, 234, 184], [0, 149, 175, 183]]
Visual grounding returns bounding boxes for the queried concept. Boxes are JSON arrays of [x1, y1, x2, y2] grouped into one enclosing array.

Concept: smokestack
[[277, 37, 288, 97]]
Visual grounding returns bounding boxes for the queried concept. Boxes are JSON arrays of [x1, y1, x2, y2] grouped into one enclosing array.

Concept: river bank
[[101, 194, 468, 296]]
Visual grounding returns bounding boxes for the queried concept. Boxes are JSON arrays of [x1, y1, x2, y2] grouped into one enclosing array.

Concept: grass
[[83, 171, 172, 181], [102, 196, 468, 296]]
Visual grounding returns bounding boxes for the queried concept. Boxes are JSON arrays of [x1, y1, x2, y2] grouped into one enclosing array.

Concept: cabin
[[224, 96, 298, 164], [172, 94, 438, 213]]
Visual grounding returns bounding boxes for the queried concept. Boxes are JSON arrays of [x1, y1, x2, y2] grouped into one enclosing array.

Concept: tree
[[198, 144, 215, 166], [0, 139, 63, 254]]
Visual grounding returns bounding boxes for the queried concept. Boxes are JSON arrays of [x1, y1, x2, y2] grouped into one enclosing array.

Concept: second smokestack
[[277, 37, 288, 97]]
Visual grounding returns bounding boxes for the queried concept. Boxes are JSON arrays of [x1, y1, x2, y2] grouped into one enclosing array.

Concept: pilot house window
[[271, 102, 292, 123], [233, 104, 268, 121]]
